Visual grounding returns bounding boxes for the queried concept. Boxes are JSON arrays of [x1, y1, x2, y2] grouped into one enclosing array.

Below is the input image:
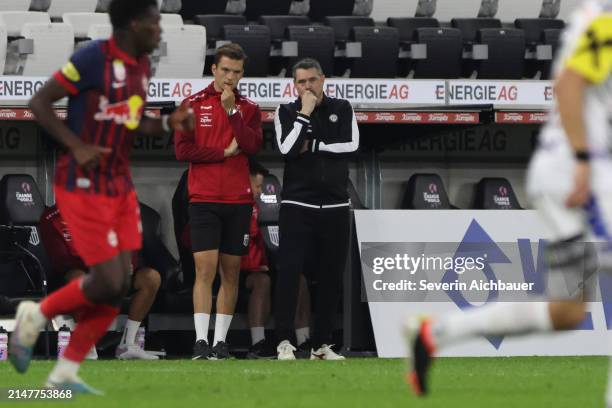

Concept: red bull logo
[[94, 95, 144, 130]]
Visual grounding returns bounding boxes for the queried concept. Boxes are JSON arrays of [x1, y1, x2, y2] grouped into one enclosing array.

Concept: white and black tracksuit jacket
[[274, 95, 360, 208]]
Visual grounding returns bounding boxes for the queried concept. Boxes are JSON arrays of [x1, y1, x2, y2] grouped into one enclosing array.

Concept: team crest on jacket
[[329, 114, 338, 123]]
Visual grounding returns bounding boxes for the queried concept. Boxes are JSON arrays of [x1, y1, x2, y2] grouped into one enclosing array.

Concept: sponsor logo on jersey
[[94, 95, 144, 130]]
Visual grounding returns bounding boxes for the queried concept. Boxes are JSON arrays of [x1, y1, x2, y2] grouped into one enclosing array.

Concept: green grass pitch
[[0, 357, 607, 407]]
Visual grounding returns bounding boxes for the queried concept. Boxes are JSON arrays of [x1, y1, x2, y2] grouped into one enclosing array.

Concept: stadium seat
[[17, 22, 74, 76], [245, 0, 293, 21], [515, 18, 564, 78], [497, 0, 542, 20], [180, 0, 228, 21], [323, 16, 374, 44], [309, 0, 355, 21], [47, 0, 97, 20], [160, 13, 184, 28], [540, 27, 561, 78], [0, 25, 6, 74], [259, 15, 310, 43], [539, 0, 560, 19], [160, 0, 181, 13], [0, 174, 50, 298], [401, 173, 454, 209], [558, 0, 581, 20], [29, 0, 51, 12], [412, 27, 462, 78], [256, 174, 282, 257], [350, 26, 399, 78], [0, 11, 50, 37], [153, 24, 206, 78], [387, 17, 439, 76], [86, 23, 111, 40], [473, 177, 522, 209], [0, 0, 30, 12], [287, 25, 335, 77], [435, 0, 485, 21], [415, 0, 436, 17], [475, 28, 525, 79], [62, 12, 109, 39], [515, 18, 564, 47], [223, 24, 271, 77], [289, 0, 309, 15], [194, 14, 246, 45], [451, 18, 502, 45]]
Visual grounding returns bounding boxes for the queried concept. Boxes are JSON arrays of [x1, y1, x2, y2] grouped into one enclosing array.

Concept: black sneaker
[[404, 318, 436, 396], [209, 341, 231, 360], [295, 339, 312, 359], [192, 339, 212, 360], [246, 340, 276, 360]]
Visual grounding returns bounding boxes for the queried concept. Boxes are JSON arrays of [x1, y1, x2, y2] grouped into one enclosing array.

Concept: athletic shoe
[[9, 301, 47, 373], [192, 339, 212, 360], [295, 339, 312, 359], [404, 317, 436, 396], [246, 339, 275, 359], [310, 344, 345, 360], [116, 344, 159, 360], [276, 340, 296, 361], [46, 376, 104, 396], [209, 341, 231, 360], [85, 347, 98, 361]]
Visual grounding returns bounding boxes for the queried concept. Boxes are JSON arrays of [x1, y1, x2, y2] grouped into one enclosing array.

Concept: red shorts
[[54, 186, 142, 266]]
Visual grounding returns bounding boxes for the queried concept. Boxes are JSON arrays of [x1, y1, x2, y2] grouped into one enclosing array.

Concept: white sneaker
[[116, 344, 159, 360], [45, 374, 104, 395], [310, 344, 345, 360], [276, 340, 296, 360], [85, 347, 98, 360], [13, 301, 47, 347]]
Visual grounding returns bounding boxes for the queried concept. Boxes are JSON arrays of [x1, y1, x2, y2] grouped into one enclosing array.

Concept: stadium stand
[[353, 0, 374, 16], [259, 15, 310, 43], [350, 26, 399, 78], [309, 0, 356, 21], [515, 18, 565, 47], [160, 13, 184, 28], [387, 17, 439, 77], [62, 12, 110, 40], [287, 25, 335, 76], [474, 28, 525, 79], [223, 24, 271, 77], [401, 174, 454, 209], [18, 22, 73, 76], [0, 25, 6, 74], [245, 0, 294, 21], [451, 18, 502, 45], [435, 0, 486, 20], [0, 0, 30, 12], [153, 24, 206, 78], [47, 0, 97, 20], [557, 0, 581, 20], [473, 177, 523, 209], [515, 18, 564, 78], [0, 11, 50, 37], [324, 16, 374, 44], [497, 0, 542, 20], [194, 14, 246, 74]]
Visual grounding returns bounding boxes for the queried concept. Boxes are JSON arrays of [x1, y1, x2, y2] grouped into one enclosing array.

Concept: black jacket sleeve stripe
[[315, 104, 359, 154], [274, 105, 310, 156]]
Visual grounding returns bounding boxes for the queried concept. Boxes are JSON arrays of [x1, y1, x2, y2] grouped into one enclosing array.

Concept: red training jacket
[[174, 82, 263, 204]]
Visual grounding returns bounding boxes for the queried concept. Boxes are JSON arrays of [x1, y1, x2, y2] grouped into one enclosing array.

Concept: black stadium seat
[[245, 0, 293, 21], [514, 18, 565, 47], [223, 24, 272, 77], [541, 28, 562, 78], [180, 0, 229, 21], [194, 14, 247, 45], [451, 18, 502, 45], [309, 0, 356, 22], [473, 178, 523, 210], [413, 27, 463, 79], [515, 19, 565, 79], [401, 173, 454, 210], [475, 28, 525, 79], [350, 26, 399, 78], [387, 17, 439, 44], [287, 25, 335, 77], [259, 15, 310, 43], [324, 16, 374, 44]]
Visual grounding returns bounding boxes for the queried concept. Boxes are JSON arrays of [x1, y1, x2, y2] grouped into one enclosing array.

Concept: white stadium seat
[[154, 24, 206, 78], [434, 0, 484, 20], [20, 22, 74, 76], [0, 0, 30, 12], [62, 12, 110, 38], [87, 23, 112, 40], [160, 13, 184, 28], [0, 25, 7, 74], [497, 0, 544, 21], [47, 0, 98, 19], [0, 12, 50, 37]]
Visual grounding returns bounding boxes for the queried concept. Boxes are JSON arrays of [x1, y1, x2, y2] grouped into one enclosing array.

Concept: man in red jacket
[[174, 43, 263, 360]]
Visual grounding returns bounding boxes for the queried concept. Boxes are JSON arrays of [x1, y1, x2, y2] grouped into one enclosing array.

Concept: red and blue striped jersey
[[53, 37, 150, 196]]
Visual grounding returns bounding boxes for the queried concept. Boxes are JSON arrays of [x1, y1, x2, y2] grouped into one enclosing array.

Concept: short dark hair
[[213, 43, 247, 66], [292, 58, 323, 80], [249, 158, 268, 177], [109, 0, 158, 30]]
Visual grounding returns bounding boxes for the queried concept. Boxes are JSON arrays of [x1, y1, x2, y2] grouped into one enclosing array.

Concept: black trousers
[[275, 204, 350, 349]]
